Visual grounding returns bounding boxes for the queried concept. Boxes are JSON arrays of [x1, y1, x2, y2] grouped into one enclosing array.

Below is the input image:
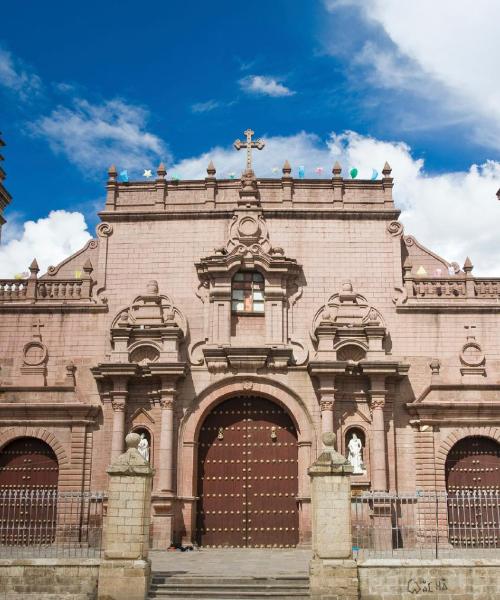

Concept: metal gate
[[196, 396, 299, 547], [0, 438, 59, 544], [446, 436, 500, 547]]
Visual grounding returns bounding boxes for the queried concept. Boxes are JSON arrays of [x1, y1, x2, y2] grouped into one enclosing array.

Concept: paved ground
[[149, 548, 312, 577]]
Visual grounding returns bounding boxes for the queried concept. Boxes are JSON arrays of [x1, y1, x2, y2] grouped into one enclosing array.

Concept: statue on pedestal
[[347, 433, 364, 474], [138, 433, 150, 462]]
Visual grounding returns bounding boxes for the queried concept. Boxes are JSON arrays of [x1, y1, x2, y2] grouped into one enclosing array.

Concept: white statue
[[138, 433, 150, 462], [347, 433, 364, 474]]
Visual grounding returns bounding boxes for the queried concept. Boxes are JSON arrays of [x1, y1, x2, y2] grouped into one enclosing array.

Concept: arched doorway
[[445, 436, 500, 548], [196, 396, 299, 548], [0, 438, 59, 545]]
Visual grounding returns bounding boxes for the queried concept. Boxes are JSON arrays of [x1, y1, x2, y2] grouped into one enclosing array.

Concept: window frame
[[231, 271, 265, 315]]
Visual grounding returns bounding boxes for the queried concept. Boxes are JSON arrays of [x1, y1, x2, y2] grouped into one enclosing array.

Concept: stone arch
[[177, 377, 316, 544], [0, 427, 69, 467], [435, 426, 500, 490], [180, 376, 314, 449]]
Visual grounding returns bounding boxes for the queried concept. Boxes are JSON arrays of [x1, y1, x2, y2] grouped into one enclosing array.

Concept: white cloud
[[0, 47, 42, 101], [191, 100, 221, 113], [29, 98, 169, 176], [0, 210, 91, 278], [239, 75, 295, 97], [172, 130, 500, 275], [324, 0, 500, 147]]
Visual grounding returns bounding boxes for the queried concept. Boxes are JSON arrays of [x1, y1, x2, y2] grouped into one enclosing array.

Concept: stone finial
[[107, 432, 154, 476], [332, 161, 342, 178], [206, 160, 216, 177], [82, 258, 93, 277], [156, 162, 166, 179], [382, 161, 392, 178], [341, 281, 353, 292], [309, 432, 353, 471], [463, 256, 473, 273], [429, 358, 441, 376], [108, 165, 117, 181], [146, 279, 159, 296], [29, 258, 39, 279], [282, 160, 292, 176]]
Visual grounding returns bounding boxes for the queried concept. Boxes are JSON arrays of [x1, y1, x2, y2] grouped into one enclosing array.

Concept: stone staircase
[[147, 574, 310, 599]]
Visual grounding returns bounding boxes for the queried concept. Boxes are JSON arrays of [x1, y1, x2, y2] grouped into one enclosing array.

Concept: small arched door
[[196, 396, 299, 548], [0, 438, 59, 544], [446, 436, 500, 547]]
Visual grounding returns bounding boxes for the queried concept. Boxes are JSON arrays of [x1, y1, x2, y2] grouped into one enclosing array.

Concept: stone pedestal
[[97, 432, 154, 600], [308, 432, 358, 600]]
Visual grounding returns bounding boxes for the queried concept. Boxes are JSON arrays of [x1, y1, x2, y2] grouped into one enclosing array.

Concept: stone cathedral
[[0, 131, 499, 549]]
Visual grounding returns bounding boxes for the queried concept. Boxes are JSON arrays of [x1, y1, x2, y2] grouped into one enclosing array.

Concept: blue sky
[[0, 0, 499, 276]]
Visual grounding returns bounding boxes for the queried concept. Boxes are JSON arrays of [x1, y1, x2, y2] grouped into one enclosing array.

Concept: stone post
[[97, 432, 154, 600], [308, 432, 358, 600]]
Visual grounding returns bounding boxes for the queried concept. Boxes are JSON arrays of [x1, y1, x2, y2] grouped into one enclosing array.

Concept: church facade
[[0, 132, 499, 549]]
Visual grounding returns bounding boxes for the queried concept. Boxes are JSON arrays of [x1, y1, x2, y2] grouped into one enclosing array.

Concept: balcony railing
[[402, 274, 500, 302], [0, 277, 94, 303]]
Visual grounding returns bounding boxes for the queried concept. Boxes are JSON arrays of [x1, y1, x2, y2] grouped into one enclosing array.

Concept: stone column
[[110, 376, 129, 460], [150, 370, 184, 550], [110, 400, 126, 460], [155, 375, 178, 494], [98, 432, 154, 600], [308, 432, 358, 600], [320, 399, 334, 436], [369, 376, 388, 492]]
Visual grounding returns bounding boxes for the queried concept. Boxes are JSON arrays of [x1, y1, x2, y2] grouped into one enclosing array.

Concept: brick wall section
[[0, 559, 99, 600], [358, 559, 500, 600]]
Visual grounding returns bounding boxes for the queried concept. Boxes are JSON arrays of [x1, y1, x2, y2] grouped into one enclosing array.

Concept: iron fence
[[351, 490, 500, 559], [0, 490, 106, 557]]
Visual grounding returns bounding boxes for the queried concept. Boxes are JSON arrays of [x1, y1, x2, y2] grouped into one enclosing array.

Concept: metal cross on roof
[[233, 129, 265, 173]]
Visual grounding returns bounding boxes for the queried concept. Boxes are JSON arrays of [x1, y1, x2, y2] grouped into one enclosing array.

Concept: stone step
[[148, 576, 310, 599]]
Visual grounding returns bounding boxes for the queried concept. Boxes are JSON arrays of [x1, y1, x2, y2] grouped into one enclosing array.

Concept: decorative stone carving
[[386, 221, 404, 237], [109, 280, 187, 364], [22, 340, 47, 366], [459, 325, 486, 379], [107, 432, 153, 476], [96, 222, 113, 238], [310, 280, 387, 360]]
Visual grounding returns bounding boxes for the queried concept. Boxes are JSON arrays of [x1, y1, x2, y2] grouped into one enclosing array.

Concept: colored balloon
[[298, 166, 305, 179], [371, 169, 379, 180], [350, 168, 358, 179]]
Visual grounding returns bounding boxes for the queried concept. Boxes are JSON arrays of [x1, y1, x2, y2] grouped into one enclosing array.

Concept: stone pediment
[[110, 280, 187, 363], [310, 281, 387, 360]]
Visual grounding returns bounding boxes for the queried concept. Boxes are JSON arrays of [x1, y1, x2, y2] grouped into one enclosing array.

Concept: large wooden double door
[[196, 396, 299, 547], [446, 436, 500, 547], [0, 438, 59, 545]]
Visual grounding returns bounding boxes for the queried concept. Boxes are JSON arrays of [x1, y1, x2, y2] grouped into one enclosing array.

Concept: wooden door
[[0, 438, 59, 545], [446, 436, 500, 547], [196, 396, 299, 547]]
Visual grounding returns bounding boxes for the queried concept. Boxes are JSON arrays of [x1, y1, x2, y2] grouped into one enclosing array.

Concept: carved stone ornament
[[129, 345, 160, 365], [22, 341, 48, 366], [96, 222, 113, 238], [386, 221, 404, 237], [310, 280, 387, 359], [320, 399, 334, 411], [460, 339, 485, 367], [107, 432, 155, 477]]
